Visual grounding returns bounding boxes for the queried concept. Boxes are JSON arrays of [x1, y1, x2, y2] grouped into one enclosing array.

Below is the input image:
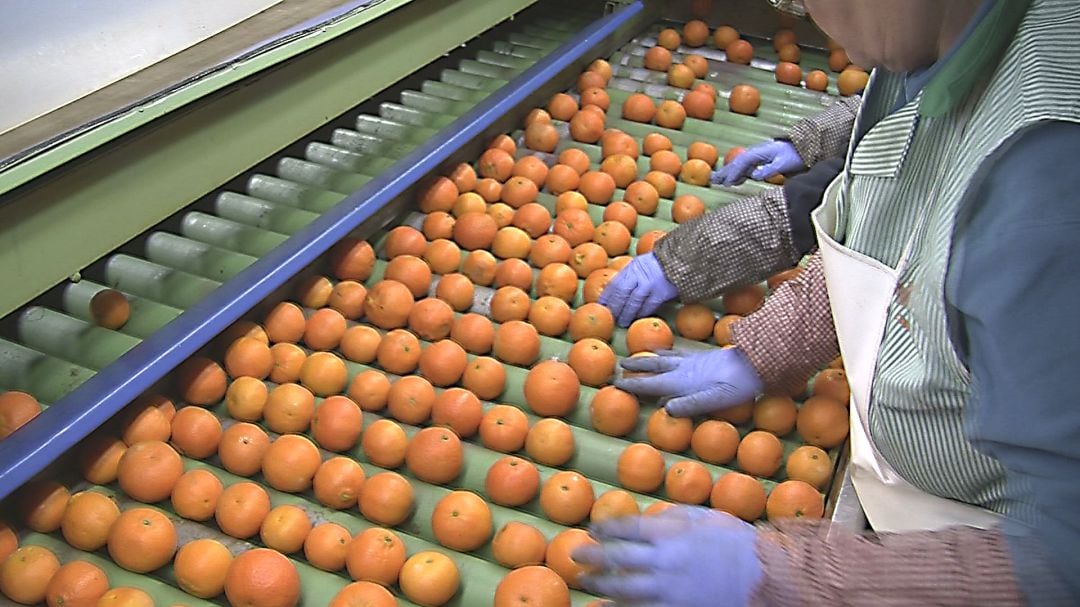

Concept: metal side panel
[[0, 0, 538, 320]]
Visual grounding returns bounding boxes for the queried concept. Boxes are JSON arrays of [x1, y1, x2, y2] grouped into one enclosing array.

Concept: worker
[[598, 91, 859, 327], [580, 0, 1080, 604]]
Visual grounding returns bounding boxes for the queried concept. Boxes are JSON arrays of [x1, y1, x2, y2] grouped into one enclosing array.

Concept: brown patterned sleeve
[[751, 520, 1026, 606], [730, 252, 838, 395], [786, 96, 862, 167], [653, 187, 799, 303]]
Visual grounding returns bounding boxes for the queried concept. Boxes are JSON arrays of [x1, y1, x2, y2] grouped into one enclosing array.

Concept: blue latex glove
[[598, 253, 679, 328], [615, 348, 763, 416], [573, 506, 763, 607], [711, 140, 806, 186]]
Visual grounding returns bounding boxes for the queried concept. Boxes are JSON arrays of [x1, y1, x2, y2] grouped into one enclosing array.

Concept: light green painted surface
[[0, 0, 537, 319]]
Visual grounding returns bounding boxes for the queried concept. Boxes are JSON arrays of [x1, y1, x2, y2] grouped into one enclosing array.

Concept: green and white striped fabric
[[831, 0, 1080, 516]]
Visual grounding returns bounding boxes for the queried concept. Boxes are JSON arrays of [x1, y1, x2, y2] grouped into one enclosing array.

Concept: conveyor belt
[[0, 4, 849, 606]]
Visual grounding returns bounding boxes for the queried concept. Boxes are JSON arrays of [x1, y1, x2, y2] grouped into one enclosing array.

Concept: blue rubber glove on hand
[[574, 506, 764, 607], [615, 347, 763, 416], [598, 253, 679, 328], [711, 140, 806, 186]]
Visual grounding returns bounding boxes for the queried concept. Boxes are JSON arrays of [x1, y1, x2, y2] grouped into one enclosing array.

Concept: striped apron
[[812, 0, 1080, 532]]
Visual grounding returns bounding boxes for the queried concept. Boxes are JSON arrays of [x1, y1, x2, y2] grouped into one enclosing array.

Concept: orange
[[621, 93, 656, 123], [617, 443, 666, 493], [553, 207, 596, 247], [776, 61, 803, 86], [682, 19, 709, 46], [713, 25, 739, 49], [0, 522, 15, 564], [478, 404, 529, 453], [753, 395, 798, 436], [260, 504, 312, 554], [569, 303, 615, 342], [673, 303, 714, 340], [492, 521, 547, 569], [0, 391, 41, 439], [174, 538, 232, 598], [766, 480, 825, 520], [406, 427, 463, 485], [45, 558, 109, 606], [174, 356, 227, 405], [262, 434, 321, 493], [567, 338, 616, 387], [682, 90, 716, 120], [528, 296, 572, 337], [431, 387, 484, 439], [671, 194, 706, 224], [805, 69, 829, 91], [728, 84, 760, 115], [384, 226, 428, 259], [215, 482, 271, 539], [304, 522, 351, 572], [386, 375, 436, 425], [569, 109, 605, 144], [710, 472, 767, 522], [384, 254, 433, 298], [713, 313, 741, 346], [494, 258, 535, 292], [292, 274, 333, 309], [264, 302, 307, 344], [330, 238, 376, 280], [435, 273, 475, 312], [313, 456, 365, 510], [545, 529, 597, 589], [569, 242, 609, 280], [263, 382, 316, 434], [812, 368, 850, 403], [525, 418, 576, 467], [590, 488, 641, 522], [725, 39, 753, 64], [269, 342, 307, 384], [95, 587, 154, 606], [60, 491, 120, 552], [0, 544, 61, 605], [117, 401, 171, 446], [225, 376, 269, 422], [303, 308, 348, 352], [217, 422, 270, 477], [655, 99, 687, 128], [14, 480, 69, 533], [657, 27, 681, 50], [646, 408, 694, 453], [418, 176, 459, 214], [589, 386, 639, 437], [116, 440, 183, 503], [409, 298, 456, 341], [224, 336, 274, 379], [89, 288, 130, 329], [535, 263, 579, 303], [298, 351, 349, 397], [523, 360, 580, 417], [712, 399, 755, 425], [593, 220, 632, 256], [492, 320, 541, 367], [736, 430, 784, 477], [557, 148, 591, 175], [431, 491, 492, 552], [399, 551, 460, 607], [78, 433, 126, 485], [485, 455, 540, 507], [667, 63, 696, 89], [523, 122, 559, 153], [346, 527, 406, 586], [311, 395, 363, 453], [723, 283, 765, 315], [459, 355, 504, 400], [375, 328, 422, 376], [490, 285, 531, 323], [169, 406, 222, 459], [170, 468, 224, 522], [347, 370, 392, 412], [786, 445, 834, 490], [330, 582, 396, 607], [224, 548, 301, 607], [529, 234, 572, 269], [644, 45, 672, 71], [690, 419, 740, 464], [359, 472, 414, 527], [539, 471, 595, 526], [107, 507, 177, 573], [664, 460, 713, 504], [364, 280, 414, 330], [828, 48, 850, 72], [679, 158, 712, 185], [796, 396, 849, 448], [494, 565, 570, 607], [423, 212, 456, 241]]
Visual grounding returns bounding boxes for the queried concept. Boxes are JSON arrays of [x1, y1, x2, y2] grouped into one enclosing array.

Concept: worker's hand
[[574, 506, 763, 607], [615, 347, 763, 416], [711, 140, 806, 186], [598, 253, 678, 328]]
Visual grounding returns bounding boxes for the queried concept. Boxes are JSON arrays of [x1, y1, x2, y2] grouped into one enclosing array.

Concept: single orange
[[736, 430, 784, 477], [224, 548, 301, 607], [766, 480, 825, 520], [261, 434, 322, 493], [484, 455, 541, 507], [260, 504, 312, 554], [44, 558, 109, 606], [523, 360, 580, 417], [170, 468, 224, 522], [107, 507, 177, 573], [545, 529, 597, 589], [304, 522, 351, 572], [460, 356, 506, 401], [525, 418, 576, 467], [217, 422, 270, 477], [617, 443, 666, 493], [431, 388, 484, 438], [78, 433, 127, 485], [590, 488, 641, 522], [386, 375, 437, 425], [215, 482, 272, 539], [174, 538, 233, 598], [589, 386, 640, 437], [313, 456, 366, 510], [311, 395, 363, 453], [358, 472, 414, 527], [61, 490, 120, 551], [494, 565, 570, 607], [786, 445, 834, 490], [478, 404, 529, 453], [345, 527, 406, 586], [330, 582, 396, 607], [263, 382, 316, 434], [710, 472, 767, 522], [406, 427, 464, 485], [0, 544, 61, 605], [174, 356, 227, 406], [690, 419, 740, 464], [431, 491, 493, 552], [347, 370, 392, 412], [539, 471, 595, 526], [169, 406, 222, 460], [664, 460, 713, 504], [399, 551, 460, 607], [0, 391, 41, 440], [116, 440, 184, 503]]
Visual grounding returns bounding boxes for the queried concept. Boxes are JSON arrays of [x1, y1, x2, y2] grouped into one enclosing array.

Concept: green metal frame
[[0, 0, 537, 319]]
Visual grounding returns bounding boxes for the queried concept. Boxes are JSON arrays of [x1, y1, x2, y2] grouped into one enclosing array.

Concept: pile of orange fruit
[[0, 18, 853, 607]]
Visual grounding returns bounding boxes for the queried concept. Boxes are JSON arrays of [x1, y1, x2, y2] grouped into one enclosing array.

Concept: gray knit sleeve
[[751, 520, 1027, 606], [785, 96, 862, 167], [652, 188, 799, 303]]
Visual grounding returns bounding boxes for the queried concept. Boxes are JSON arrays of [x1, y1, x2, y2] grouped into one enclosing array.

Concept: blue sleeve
[[947, 121, 1080, 603]]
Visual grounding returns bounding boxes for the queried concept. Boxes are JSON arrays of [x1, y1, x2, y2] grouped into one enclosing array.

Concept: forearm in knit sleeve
[[750, 520, 1026, 606], [785, 96, 862, 167], [730, 253, 838, 395], [652, 187, 799, 303]]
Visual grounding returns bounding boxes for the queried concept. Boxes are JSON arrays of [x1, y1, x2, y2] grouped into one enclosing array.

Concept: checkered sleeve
[[751, 520, 1027, 606], [785, 96, 862, 167], [652, 187, 799, 303], [730, 252, 838, 395]]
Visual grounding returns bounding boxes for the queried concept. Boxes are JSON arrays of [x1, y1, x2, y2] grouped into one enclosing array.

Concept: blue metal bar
[[0, 1, 644, 500]]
